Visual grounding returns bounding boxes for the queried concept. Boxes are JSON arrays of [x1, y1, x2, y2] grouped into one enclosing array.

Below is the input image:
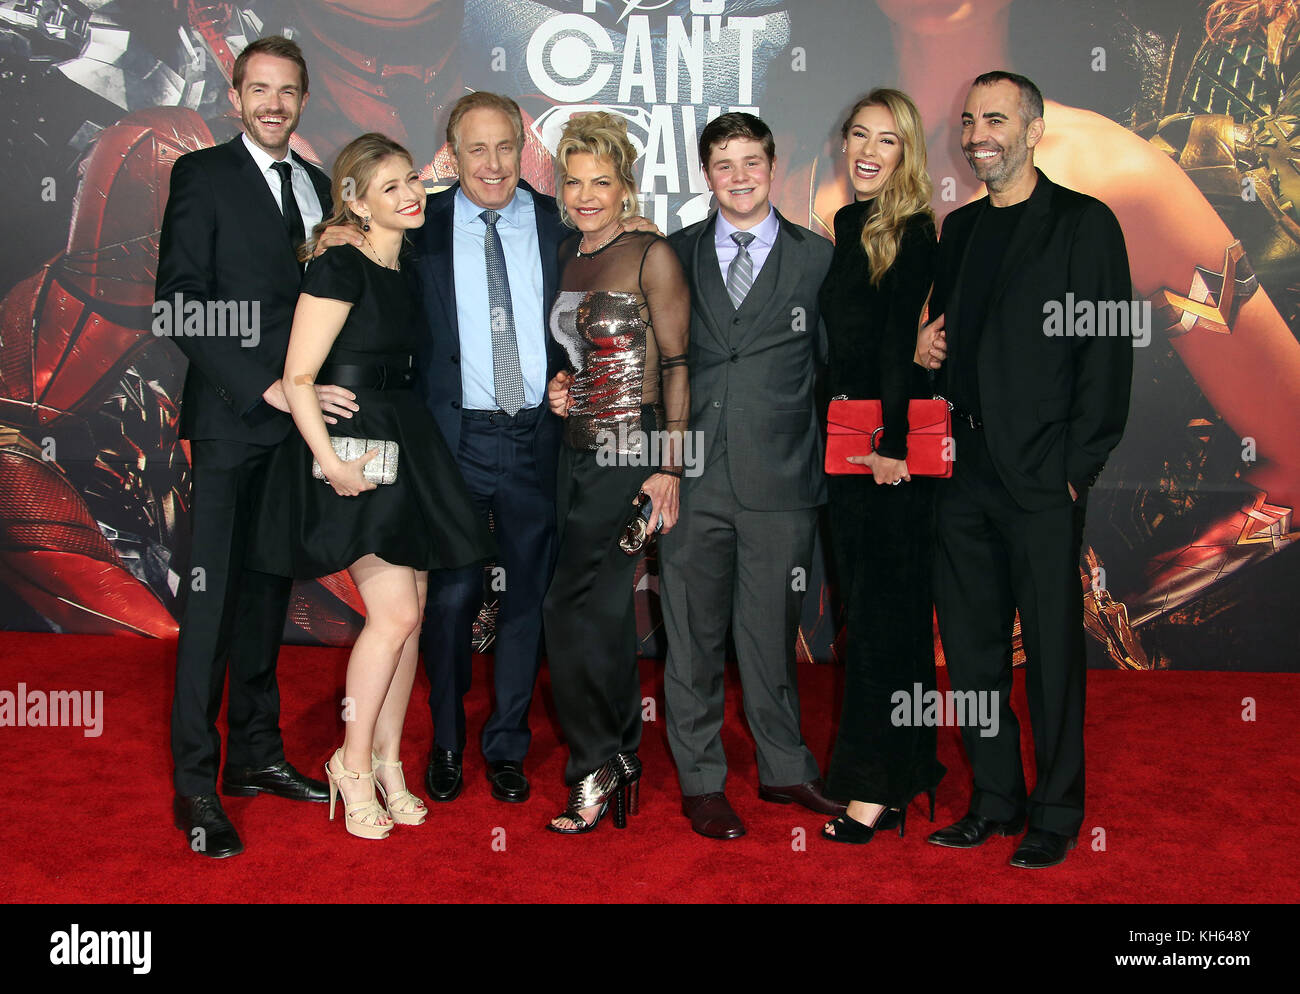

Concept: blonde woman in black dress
[[820, 90, 946, 843], [250, 134, 493, 840], [542, 112, 690, 833]]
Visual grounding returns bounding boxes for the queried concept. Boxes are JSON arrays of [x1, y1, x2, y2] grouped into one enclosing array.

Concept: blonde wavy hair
[[300, 132, 413, 262], [554, 111, 640, 228], [842, 89, 933, 286]]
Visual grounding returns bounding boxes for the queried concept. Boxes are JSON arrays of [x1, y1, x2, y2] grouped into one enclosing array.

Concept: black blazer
[[669, 208, 832, 511], [932, 169, 1133, 510], [409, 178, 567, 495], [156, 135, 331, 445]]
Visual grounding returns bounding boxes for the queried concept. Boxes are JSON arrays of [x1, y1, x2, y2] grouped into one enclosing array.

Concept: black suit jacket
[[932, 169, 1133, 510], [669, 208, 832, 511], [156, 136, 331, 445], [409, 178, 567, 496]]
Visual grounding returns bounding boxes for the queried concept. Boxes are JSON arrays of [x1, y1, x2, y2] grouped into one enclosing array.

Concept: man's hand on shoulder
[[624, 215, 663, 237], [313, 224, 365, 257]]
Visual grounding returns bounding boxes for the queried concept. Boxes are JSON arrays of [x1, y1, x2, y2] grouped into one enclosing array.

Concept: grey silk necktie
[[726, 230, 756, 309], [480, 209, 526, 416]]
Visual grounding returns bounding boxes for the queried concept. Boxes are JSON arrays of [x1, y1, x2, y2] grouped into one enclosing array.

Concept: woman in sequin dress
[[541, 112, 690, 834]]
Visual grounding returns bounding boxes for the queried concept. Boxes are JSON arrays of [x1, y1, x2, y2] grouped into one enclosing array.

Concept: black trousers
[[824, 473, 945, 806], [421, 408, 556, 762], [543, 447, 647, 784], [171, 438, 292, 797], [933, 423, 1088, 837]]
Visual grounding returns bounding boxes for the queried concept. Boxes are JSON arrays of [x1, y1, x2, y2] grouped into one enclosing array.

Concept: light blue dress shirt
[[715, 205, 780, 285], [452, 186, 546, 410]]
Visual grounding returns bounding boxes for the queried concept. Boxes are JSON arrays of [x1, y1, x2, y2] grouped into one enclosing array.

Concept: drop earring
[[361, 216, 371, 232]]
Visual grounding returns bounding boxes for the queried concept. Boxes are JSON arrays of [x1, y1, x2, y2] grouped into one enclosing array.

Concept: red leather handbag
[[825, 398, 953, 477]]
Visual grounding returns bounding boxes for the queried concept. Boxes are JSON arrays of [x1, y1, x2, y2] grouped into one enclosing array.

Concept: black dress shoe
[[173, 794, 243, 859], [425, 748, 463, 802], [1010, 829, 1077, 869], [486, 760, 529, 803], [222, 760, 328, 802], [927, 810, 1026, 848]]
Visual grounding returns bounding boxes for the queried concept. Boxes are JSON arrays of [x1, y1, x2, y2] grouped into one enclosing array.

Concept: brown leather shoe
[[758, 778, 847, 816], [682, 792, 746, 840]]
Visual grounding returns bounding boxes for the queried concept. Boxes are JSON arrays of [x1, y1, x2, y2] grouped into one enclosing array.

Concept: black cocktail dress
[[249, 244, 493, 580]]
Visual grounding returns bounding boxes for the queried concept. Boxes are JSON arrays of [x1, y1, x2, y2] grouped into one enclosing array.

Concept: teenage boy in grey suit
[[660, 113, 844, 840]]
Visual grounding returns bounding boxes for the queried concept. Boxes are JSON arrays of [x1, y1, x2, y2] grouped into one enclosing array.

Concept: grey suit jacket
[[668, 208, 832, 511]]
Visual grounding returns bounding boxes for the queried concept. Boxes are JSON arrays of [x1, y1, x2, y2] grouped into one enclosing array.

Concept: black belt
[[462, 403, 546, 427], [317, 360, 414, 390]]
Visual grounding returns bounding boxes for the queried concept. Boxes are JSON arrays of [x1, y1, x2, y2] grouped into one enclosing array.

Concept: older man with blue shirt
[[401, 92, 569, 805]]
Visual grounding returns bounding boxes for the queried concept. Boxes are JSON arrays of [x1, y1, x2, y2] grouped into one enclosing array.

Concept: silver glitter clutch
[[311, 437, 399, 486]]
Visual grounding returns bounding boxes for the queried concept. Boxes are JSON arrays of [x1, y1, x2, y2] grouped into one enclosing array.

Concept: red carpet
[[1, 631, 1296, 903]]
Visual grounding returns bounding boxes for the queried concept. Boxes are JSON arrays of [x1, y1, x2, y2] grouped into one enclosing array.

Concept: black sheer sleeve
[[875, 213, 937, 461], [638, 237, 691, 474]]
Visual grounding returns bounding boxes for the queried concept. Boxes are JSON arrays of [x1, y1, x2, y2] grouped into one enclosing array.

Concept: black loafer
[[222, 760, 328, 802], [486, 760, 529, 803], [173, 793, 243, 859], [927, 810, 1026, 848], [425, 748, 463, 802], [1010, 829, 1077, 869]]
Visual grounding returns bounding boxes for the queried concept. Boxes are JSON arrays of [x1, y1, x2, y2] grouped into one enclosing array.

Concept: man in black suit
[[157, 36, 335, 859], [407, 93, 566, 805], [924, 72, 1133, 868], [660, 114, 844, 839]]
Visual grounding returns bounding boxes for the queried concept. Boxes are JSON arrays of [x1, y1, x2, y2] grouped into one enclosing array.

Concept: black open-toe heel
[[822, 808, 888, 845], [547, 760, 625, 835]]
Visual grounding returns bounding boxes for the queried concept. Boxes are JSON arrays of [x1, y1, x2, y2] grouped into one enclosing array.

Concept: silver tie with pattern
[[726, 230, 756, 309], [480, 209, 526, 416]]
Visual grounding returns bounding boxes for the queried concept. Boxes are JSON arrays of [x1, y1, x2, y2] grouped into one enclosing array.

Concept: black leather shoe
[[425, 748, 463, 802], [927, 810, 1026, 848], [222, 760, 328, 802], [173, 793, 243, 859], [1010, 829, 1077, 869], [486, 760, 529, 803]]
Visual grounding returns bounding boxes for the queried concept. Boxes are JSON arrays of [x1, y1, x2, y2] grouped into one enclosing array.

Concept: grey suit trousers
[[659, 454, 821, 796]]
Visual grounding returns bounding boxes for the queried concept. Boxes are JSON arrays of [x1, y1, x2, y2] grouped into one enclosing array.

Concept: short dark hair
[[698, 112, 776, 170], [971, 70, 1043, 124], [233, 36, 309, 94]]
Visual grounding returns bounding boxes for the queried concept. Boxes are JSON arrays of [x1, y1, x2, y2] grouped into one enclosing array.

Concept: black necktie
[[271, 160, 305, 250]]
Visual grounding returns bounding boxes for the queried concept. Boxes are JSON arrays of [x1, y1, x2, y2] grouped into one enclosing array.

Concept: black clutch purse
[[619, 491, 657, 556]]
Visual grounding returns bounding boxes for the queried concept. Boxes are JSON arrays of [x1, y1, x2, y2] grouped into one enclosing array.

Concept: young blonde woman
[[820, 90, 947, 843], [248, 133, 493, 839]]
